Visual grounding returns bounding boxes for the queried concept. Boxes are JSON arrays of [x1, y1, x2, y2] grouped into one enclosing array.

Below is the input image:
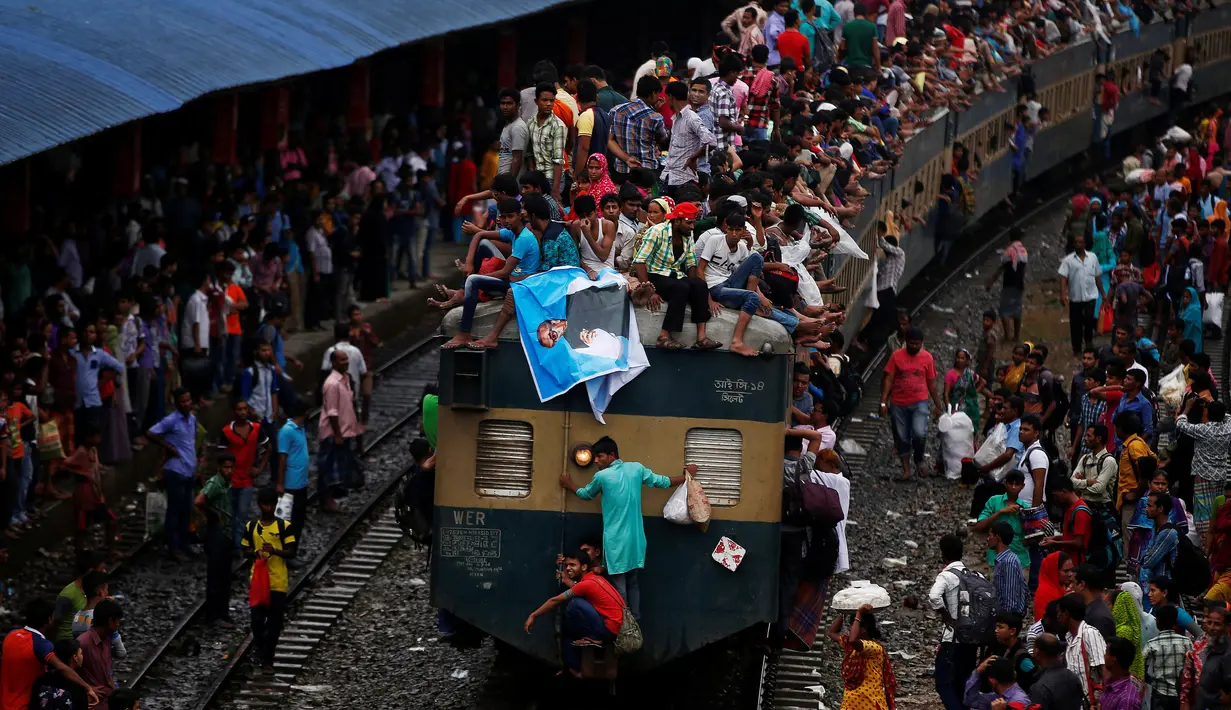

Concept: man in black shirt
[[1028, 633, 1085, 710], [1072, 565, 1115, 641]]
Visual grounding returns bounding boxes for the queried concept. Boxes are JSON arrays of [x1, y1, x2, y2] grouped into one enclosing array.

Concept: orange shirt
[[6, 403, 31, 460], [225, 284, 246, 336]]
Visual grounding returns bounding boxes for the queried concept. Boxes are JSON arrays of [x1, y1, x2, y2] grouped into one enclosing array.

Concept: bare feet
[[730, 341, 758, 357], [428, 286, 462, 310]]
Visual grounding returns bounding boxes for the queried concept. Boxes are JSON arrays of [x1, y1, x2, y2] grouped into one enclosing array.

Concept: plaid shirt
[[1077, 394, 1106, 455], [528, 112, 567, 172], [608, 99, 667, 173], [708, 79, 738, 151], [632, 222, 697, 278], [1145, 630, 1194, 697], [738, 68, 779, 129]]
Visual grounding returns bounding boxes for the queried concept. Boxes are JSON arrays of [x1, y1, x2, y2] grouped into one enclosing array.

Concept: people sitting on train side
[[430, 198, 539, 350], [630, 202, 722, 350], [524, 549, 624, 676], [557, 534, 606, 588], [559, 436, 692, 619]]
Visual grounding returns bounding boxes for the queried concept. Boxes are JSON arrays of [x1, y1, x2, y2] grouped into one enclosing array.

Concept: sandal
[[693, 338, 723, 350], [656, 337, 686, 350]]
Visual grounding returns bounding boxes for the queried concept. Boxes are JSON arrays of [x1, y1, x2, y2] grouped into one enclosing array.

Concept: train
[[429, 7, 1231, 673], [432, 303, 795, 670]]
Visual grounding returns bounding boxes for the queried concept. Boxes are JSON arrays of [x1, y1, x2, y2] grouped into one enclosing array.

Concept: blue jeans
[[395, 219, 419, 281], [11, 447, 34, 523], [422, 213, 440, 277], [470, 239, 505, 273], [230, 486, 255, 548], [609, 569, 641, 620], [936, 642, 979, 710], [459, 274, 510, 332], [872, 114, 899, 138], [561, 598, 617, 671], [317, 436, 355, 498], [164, 475, 195, 552], [709, 252, 765, 315], [889, 400, 929, 462], [223, 334, 241, 388], [747, 126, 770, 141]]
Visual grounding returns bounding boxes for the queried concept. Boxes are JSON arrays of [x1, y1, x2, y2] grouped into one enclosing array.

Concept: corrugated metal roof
[[0, 0, 571, 165]]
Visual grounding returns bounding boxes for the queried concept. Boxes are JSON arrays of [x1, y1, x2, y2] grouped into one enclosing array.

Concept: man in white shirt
[[929, 534, 980, 710], [180, 271, 212, 403], [1057, 240, 1105, 356], [320, 322, 367, 413], [698, 213, 773, 358], [1058, 594, 1106, 705]]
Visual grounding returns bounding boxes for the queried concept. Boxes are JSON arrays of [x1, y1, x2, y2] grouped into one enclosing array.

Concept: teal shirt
[[978, 493, 1031, 570], [574, 459, 672, 575]]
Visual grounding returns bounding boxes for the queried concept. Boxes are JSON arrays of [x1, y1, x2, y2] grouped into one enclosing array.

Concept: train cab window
[[684, 428, 743, 506], [474, 420, 534, 497]]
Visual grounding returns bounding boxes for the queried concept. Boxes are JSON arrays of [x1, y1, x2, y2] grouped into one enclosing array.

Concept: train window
[[474, 420, 534, 497], [684, 428, 743, 506]]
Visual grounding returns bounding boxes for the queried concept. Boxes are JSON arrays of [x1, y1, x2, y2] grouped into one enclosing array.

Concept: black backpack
[[1162, 523, 1211, 596], [947, 567, 998, 646], [1041, 370, 1069, 429]]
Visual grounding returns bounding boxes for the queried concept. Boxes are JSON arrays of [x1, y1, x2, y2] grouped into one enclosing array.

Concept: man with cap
[[631, 202, 722, 351]]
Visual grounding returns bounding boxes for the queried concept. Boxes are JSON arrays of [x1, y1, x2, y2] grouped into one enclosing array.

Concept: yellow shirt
[[243, 518, 296, 593], [1117, 434, 1155, 510]]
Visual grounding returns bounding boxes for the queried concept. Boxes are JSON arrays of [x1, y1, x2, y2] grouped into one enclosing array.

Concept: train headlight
[[572, 443, 593, 467]]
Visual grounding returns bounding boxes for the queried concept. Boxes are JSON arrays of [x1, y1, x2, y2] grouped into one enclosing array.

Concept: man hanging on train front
[[559, 436, 692, 619]]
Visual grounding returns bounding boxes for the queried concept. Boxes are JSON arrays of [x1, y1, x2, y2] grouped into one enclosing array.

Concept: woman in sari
[[943, 348, 984, 433], [1034, 551, 1074, 620], [1208, 205, 1230, 290], [583, 154, 618, 202], [1181, 286, 1204, 353], [1112, 590, 1146, 679], [826, 603, 897, 710], [1118, 582, 1159, 646], [1003, 343, 1031, 394]]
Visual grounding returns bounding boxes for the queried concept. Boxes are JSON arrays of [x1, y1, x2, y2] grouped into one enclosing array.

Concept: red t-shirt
[[884, 348, 937, 406], [1101, 82, 1120, 111], [221, 421, 263, 488], [777, 29, 810, 69], [1100, 390, 1124, 453], [1062, 498, 1092, 565], [1, 628, 55, 710], [568, 573, 624, 635]]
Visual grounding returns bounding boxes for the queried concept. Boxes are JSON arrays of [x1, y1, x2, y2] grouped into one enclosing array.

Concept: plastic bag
[[1205, 292, 1224, 326], [973, 423, 1012, 482], [663, 483, 691, 525], [686, 474, 712, 532], [1098, 303, 1114, 334], [1158, 365, 1187, 409], [938, 407, 975, 480], [275, 493, 294, 522], [36, 421, 64, 460], [145, 491, 167, 539]]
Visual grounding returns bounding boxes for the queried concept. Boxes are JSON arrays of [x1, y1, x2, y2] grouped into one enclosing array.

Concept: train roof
[[440, 300, 798, 355]]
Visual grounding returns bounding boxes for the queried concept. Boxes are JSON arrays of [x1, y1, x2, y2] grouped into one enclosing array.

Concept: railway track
[[119, 334, 442, 708]]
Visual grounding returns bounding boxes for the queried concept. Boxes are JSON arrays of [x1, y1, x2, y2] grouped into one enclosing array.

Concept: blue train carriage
[[431, 299, 796, 670]]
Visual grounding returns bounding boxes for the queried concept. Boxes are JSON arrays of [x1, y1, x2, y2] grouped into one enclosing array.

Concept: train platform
[[0, 241, 466, 575]]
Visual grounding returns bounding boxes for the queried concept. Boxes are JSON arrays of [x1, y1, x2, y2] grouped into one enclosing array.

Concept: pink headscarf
[[586, 153, 617, 201], [1005, 240, 1028, 268]]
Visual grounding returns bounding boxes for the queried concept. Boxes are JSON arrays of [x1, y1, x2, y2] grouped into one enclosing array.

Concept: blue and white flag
[[510, 267, 649, 422]]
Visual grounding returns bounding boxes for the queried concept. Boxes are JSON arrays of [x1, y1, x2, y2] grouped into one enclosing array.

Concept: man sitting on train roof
[[524, 549, 623, 677], [429, 198, 539, 350], [559, 436, 692, 620], [446, 194, 591, 350], [630, 201, 723, 350]]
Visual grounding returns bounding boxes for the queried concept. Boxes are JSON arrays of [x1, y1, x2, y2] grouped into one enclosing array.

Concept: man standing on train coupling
[[559, 436, 692, 620]]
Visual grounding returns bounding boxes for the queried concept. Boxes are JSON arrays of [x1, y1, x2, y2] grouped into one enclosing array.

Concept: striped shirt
[[632, 222, 697, 278], [1077, 394, 1106, 455], [608, 99, 667, 173], [1143, 630, 1193, 698], [993, 547, 1028, 616], [529, 113, 568, 173], [876, 237, 906, 292], [708, 80, 738, 151], [663, 105, 716, 187]]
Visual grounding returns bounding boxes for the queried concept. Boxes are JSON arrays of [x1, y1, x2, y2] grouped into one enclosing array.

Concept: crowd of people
[[0, 0, 1224, 702]]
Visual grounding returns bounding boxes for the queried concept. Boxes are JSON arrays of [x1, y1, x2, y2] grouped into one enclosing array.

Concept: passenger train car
[[430, 7, 1231, 671], [432, 302, 796, 669]]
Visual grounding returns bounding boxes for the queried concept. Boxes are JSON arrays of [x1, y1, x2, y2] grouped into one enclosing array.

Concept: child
[[69, 571, 127, 661], [976, 309, 1000, 383], [3, 385, 33, 535], [60, 424, 118, 560], [1134, 325, 1159, 366], [196, 453, 235, 627], [243, 488, 297, 674]]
